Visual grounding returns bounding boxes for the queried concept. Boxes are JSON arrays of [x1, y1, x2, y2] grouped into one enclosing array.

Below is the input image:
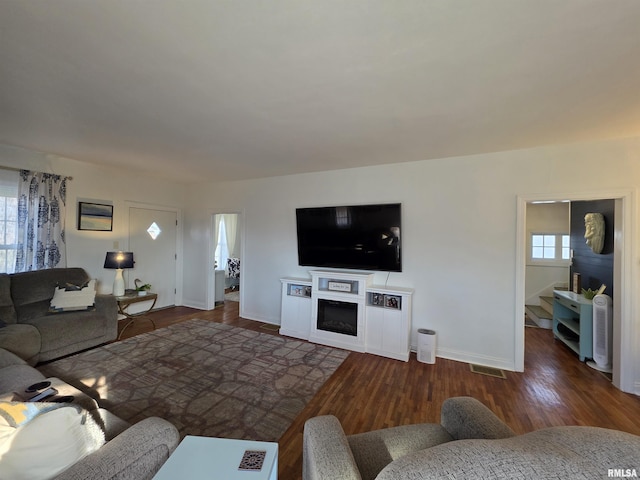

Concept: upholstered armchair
[[303, 396, 640, 480]]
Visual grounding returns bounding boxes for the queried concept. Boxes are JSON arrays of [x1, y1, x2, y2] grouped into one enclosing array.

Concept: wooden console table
[[116, 292, 158, 339]]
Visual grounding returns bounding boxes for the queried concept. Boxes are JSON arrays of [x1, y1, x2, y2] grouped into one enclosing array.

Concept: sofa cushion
[[0, 324, 41, 365], [0, 274, 17, 325], [0, 347, 27, 368], [49, 279, 96, 313], [10, 268, 90, 322], [348, 423, 453, 480], [26, 310, 108, 355], [375, 426, 640, 480], [0, 348, 46, 395], [0, 366, 46, 398], [0, 401, 105, 480], [440, 396, 516, 440]]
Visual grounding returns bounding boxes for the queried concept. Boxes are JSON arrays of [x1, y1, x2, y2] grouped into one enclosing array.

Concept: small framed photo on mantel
[[370, 292, 385, 306], [384, 295, 401, 310], [289, 284, 311, 298], [78, 202, 113, 231]]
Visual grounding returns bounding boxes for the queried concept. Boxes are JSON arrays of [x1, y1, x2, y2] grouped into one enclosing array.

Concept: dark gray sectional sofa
[[0, 268, 178, 479], [0, 347, 179, 479], [0, 267, 118, 365]]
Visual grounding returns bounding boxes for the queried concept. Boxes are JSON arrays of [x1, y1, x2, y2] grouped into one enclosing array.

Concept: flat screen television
[[296, 203, 401, 272]]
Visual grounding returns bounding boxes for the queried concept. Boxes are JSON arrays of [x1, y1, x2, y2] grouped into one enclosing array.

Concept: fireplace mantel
[[280, 271, 413, 361]]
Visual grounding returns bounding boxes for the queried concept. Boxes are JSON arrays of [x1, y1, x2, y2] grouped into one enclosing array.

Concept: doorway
[[208, 213, 242, 310], [523, 201, 571, 329], [516, 190, 634, 393]]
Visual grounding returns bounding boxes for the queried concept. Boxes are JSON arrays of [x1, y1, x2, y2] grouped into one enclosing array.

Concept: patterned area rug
[[39, 319, 349, 441]]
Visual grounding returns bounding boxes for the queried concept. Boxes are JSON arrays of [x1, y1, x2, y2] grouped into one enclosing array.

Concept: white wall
[[525, 202, 571, 304], [183, 136, 639, 391], [4, 137, 637, 392], [0, 144, 187, 293]]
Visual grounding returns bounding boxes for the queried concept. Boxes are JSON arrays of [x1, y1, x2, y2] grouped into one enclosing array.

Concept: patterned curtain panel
[[15, 170, 68, 272]]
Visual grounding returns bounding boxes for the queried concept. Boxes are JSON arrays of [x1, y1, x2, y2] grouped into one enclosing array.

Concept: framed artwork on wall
[[78, 202, 113, 231]]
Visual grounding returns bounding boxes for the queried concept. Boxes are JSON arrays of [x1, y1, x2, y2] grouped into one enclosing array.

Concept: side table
[[152, 436, 278, 480], [116, 292, 158, 339]]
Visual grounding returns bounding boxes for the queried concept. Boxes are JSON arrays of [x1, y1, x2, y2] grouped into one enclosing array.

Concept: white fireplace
[[308, 271, 370, 352], [280, 270, 414, 361]]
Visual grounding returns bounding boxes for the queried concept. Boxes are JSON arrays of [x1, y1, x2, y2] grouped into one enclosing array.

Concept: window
[[0, 171, 18, 274], [147, 222, 161, 240], [530, 233, 570, 264]]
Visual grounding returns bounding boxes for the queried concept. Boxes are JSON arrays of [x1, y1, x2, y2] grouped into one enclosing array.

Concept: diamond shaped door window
[[147, 222, 161, 240]]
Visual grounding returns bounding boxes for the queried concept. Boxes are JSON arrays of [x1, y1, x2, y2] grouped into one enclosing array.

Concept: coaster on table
[[238, 450, 266, 471]]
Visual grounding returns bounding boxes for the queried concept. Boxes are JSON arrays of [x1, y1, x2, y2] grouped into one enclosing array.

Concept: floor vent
[[469, 364, 506, 379]]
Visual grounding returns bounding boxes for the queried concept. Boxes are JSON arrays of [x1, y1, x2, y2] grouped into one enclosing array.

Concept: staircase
[[525, 299, 553, 329], [525, 286, 567, 330]]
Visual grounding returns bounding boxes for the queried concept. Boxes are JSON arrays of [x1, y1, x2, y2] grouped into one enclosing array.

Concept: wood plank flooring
[[120, 301, 640, 480]]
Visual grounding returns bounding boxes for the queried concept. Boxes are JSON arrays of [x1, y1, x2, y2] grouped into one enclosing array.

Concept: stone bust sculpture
[[584, 212, 605, 254]]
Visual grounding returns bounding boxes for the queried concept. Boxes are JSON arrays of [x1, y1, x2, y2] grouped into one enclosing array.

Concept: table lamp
[[104, 251, 134, 296]]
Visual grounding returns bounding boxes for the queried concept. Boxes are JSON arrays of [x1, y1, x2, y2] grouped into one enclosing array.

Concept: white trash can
[[417, 329, 436, 364]]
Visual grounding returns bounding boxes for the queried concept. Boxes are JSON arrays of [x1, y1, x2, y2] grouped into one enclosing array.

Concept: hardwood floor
[[122, 301, 640, 480]]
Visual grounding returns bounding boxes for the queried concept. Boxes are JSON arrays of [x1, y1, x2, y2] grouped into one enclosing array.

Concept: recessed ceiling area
[[1, 1, 639, 183]]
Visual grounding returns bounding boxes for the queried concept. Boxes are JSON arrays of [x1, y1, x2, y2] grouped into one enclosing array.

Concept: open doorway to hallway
[[523, 201, 571, 330], [211, 213, 242, 308], [516, 190, 633, 393]]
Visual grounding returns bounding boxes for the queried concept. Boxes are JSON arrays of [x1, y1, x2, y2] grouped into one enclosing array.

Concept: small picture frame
[[370, 293, 385, 306], [328, 281, 352, 293], [384, 295, 401, 310], [78, 202, 113, 231], [289, 284, 311, 297], [572, 273, 581, 294]]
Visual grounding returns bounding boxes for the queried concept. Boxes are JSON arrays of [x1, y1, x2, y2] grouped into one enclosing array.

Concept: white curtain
[[15, 170, 68, 272], [214, 216, 229, 272], [223, 214, 238, 258]]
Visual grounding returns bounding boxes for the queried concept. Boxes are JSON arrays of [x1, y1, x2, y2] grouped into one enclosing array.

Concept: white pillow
[[0, 402, 105, 480], [49, 279, 97, 312]]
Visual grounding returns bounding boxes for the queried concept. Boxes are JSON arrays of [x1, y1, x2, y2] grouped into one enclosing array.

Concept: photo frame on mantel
[[78, 202, 113, 231]]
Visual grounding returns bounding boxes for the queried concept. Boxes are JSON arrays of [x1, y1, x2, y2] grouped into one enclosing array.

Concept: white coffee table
[[153, 436, 278, 480]]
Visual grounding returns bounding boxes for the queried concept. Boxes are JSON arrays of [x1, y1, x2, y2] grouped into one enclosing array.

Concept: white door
[[129, 207, 177, 309]]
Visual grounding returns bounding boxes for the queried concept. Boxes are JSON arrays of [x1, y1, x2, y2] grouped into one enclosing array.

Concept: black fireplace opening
[[317, 298, 358, 336]]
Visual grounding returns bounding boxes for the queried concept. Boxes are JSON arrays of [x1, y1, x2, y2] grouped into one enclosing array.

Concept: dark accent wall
[[570, 200, 615, 299]]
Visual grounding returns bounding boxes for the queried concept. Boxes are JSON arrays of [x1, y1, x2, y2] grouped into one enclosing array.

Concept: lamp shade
[[104, 251, 134, 269]]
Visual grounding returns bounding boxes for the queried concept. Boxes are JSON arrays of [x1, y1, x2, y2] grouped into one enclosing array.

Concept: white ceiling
[[1, 1, 640, 184]]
